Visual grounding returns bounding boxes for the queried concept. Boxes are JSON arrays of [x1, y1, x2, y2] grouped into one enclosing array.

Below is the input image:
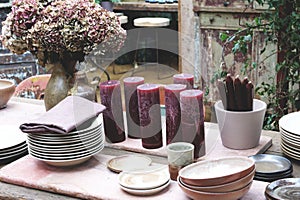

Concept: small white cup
[[214, 99, 267, 149], [166, 142, 194, 180]]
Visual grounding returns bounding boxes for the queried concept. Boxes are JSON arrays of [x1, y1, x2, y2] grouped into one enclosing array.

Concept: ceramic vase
[[44, 60, 76, 111], [214, 99, 267, 149]]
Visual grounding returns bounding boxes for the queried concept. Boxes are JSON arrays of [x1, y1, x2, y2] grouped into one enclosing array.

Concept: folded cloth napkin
[[20, 96, 106, 134]]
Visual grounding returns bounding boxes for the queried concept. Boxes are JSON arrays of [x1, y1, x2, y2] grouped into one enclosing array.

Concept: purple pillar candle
[[137, 84, 163, 149], [180, 89, 205, 159], [123, 77, 145, 139], [173, 73, 194, 89], [100, 80, 125, 143], [164, 84, 187, 144]]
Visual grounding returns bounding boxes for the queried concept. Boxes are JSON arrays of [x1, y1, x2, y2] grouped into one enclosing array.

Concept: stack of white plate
[[279, 112, 300, 160], [0, 125, 28, 164], [27, 114, 105, 167], [118, 165, 170, 196]]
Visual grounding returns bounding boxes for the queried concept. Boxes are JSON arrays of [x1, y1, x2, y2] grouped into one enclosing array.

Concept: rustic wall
[[179, 0, 277, 102]]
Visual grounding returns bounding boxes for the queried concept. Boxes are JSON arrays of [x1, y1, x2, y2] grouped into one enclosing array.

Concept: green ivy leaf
[[232, 42, 240, 53], [219, 32, 229, 42], [243, 35, 252, 42]]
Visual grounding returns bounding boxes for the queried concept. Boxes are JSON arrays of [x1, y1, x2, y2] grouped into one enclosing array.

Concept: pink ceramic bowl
[[179, 167, 255, 193], [14, 74, 51, 99], [0, 79, 15, 109], [178, 175, 252, 200], [178, 156, 255, 187]]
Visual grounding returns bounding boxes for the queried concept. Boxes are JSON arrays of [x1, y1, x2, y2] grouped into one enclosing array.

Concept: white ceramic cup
[[214, 99, 267, 150], [166, 142, 194, 180]]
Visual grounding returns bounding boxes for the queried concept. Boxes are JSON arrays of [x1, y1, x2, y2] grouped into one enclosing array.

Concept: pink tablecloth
[[0, 154, 269, 200]]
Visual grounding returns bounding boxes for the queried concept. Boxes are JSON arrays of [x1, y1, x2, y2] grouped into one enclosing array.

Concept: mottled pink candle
[[123, 77, 144, 139], [100, 80, 125, 143], [180, 89, 205, 159], [173, 73, 194, 89], [164, 84, 187, 144], [137, 84, 162, 149]]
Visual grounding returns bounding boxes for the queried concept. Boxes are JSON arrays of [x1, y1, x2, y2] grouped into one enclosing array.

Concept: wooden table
[[1, 129, 299, 200], [0, 98, 299, 199]]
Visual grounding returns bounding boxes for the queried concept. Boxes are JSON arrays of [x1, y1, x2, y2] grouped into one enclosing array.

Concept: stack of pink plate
[[27, 115, 104, 167], [279, 112, 300, 160], [177, 156, 255, 200]]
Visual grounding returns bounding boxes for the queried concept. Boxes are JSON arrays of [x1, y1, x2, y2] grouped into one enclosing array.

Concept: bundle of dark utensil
[[217, 74, 254, 111]]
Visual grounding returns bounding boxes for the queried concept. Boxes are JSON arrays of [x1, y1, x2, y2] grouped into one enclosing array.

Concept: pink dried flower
[[1, 0, 126, 66]]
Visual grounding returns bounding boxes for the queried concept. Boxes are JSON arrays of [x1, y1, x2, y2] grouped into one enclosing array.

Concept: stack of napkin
[[20, 96, 106, 134]]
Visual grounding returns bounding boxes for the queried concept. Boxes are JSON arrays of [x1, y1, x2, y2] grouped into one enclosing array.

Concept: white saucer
[[107, 155, 152, 173], [118, 165, 170, 190], [120, 179, 170, 196]]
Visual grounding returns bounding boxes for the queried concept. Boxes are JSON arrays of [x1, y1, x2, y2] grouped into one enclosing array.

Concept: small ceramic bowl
[[179, 167, 255, 193], [178, 175, 252, 200], [0, 79, 15, 109], [178, 156, 255, 187]]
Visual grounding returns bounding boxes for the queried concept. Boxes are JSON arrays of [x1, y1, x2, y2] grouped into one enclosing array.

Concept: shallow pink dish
[[179, 168, 255, 193], [178, 175, 252, 200], [178, 156, 255, 187], [14, 74, 51, 99]]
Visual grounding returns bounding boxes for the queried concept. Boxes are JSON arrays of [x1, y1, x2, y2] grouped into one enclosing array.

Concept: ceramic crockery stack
[[0, 125, 28, 164], [20, 96, 106, 167], [118, 165, 170, 196], [279, 112, 300, 160], [249, 154, 293, 182], [177, 156, 255, 200], [27, 115, 105, 167]]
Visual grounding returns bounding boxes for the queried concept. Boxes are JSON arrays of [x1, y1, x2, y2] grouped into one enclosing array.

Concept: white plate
[[29, 124, 102, 140], [120, 179, 170, 196], [281, 143, 300, 160], [27, 128, 101, 144], [44, 155, 92, 167], [0, 125, 27, 149], [281, 141, 300, 155], [107, 155, 152, 173], [0, 148, 28, 161], [29, 142, 103, 161], [281, 128, 300, 141], [279, 112, 300, 135], [0, 145, 28, 157], [28, 140, 104, 157], [28, 138, 102, 153], [0, 141, 27, 154], [27, 131, 103, 149], [281, 134, 300, 148], [118, 165, 170, 190]]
